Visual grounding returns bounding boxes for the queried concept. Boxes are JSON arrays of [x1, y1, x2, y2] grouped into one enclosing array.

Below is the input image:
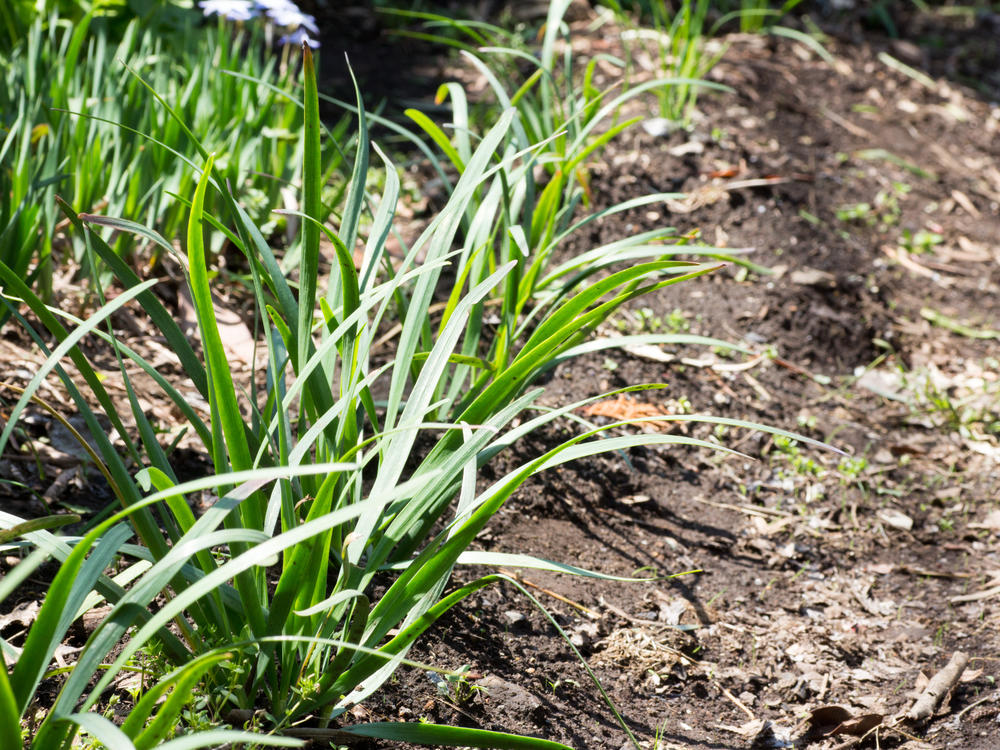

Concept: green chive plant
[[380, 0, 741, 309], [0, 10, 338, 302], [595, 0, 726, 127], [0, 5, 828, 748], [0, 0, 194, 54], [711, 0, 804, 34]]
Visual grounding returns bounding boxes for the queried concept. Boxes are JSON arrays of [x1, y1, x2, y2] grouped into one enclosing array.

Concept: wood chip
[[950, 189, 981, 218]]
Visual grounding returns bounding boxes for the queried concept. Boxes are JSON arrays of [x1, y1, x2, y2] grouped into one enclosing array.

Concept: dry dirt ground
[[3, 4, 1000, 750]]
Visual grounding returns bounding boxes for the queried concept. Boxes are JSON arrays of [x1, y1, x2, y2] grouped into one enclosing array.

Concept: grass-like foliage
[[599, 0, 726, 126], [0, 0, 193, 54], [0, 3, 825, 746], [0, 10, 338, 304], [711, 0, 805, 34]]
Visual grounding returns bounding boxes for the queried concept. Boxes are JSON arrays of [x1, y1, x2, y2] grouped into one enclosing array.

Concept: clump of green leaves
[[0, 6, 829, 749], [899, 227, 944, 255], [715, 0, 804, 33], [0, 11, 337, 303], [602, 0, 727, 126]]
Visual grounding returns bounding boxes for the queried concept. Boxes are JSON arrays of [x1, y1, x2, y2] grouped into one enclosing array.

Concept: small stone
[[503, 610, 529, 632], [477, 675, 542, 719], [790, 267, 836, 287], [878, 508, 913, 531], [641, 117, 680, 137], [569, 621, 600, 648]]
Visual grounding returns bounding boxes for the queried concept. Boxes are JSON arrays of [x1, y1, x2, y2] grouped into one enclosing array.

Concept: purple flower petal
[[198, 0, 258, 21], [279, 28, 320, 48], [267, 6, 319, 34], [254, 0, 297, 10]]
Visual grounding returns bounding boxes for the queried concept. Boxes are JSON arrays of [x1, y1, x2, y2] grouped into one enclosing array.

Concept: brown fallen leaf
[[580, 394, 673, 432], [830, 713, 883, 737], [805, 705, 853, 737], [805, 705, 883, 739]]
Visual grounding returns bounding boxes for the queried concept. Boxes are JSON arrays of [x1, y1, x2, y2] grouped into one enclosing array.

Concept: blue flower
[[198, 0, 258, 21], [279, 27, 320, 48], [267, 5, 319, 35], [254, 0, 297, 10]]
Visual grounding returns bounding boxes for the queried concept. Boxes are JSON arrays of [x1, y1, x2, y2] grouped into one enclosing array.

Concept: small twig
[[770, 355, 827, 384], [955, 689, 998, 720], [722, 175, 813, 190], [818, 105, 872, 138], [882, 244, 950, 285], [690, 495, 791, 519], [742, 372, 772, 401], [951, 585, 1000, 604], [498, 569, 601, 619], [898, 565, 972, 580], [827, 724, 880, 750], [719, 685, 755, 720], [906, 651, 968, 724]]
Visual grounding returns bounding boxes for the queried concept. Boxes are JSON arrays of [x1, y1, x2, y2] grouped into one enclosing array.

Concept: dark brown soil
[[4, 3, 1000, 749]]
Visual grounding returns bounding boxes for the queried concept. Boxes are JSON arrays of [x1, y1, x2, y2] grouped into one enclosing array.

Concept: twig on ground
[[818, 104, 872, 138], [719, 686, 755, 720], [499, 569, 602, 619], [950, 585, 1000, 604], [690, 493, 792, 519], [905, 651, 969, 724], [897, 566, 972, 580], [954, 689, 998, 720]]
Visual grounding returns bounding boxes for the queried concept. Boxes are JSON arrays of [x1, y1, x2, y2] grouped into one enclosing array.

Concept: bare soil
[[3, 4, 1000, 749]]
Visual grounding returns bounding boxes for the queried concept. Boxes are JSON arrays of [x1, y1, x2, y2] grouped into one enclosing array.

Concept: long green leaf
[[0, 662, 20, 750], [340, 722, 572, 749], [11, 524, 131, 715], [298, 44, 322, 371]]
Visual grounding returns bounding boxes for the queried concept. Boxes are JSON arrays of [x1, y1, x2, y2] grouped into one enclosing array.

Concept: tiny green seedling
[[899, 227, 944, 255], [431, 665, 483, 705]]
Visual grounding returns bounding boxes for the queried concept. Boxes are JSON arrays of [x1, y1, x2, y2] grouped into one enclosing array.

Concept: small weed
[[835, 182, 909, 231], [615, 0, 725, 125], [432, 665, 482, 705], [612, 306, 690, 334], [673, 396, 693, 414], [837, 456, 868, 483], [796, 413, 818, 431], [835, 202, 873, 223], [773, 436, 825, 479], [636, 306, 664, 332], [798, 208, 822, 225], [899, 227, 944, 254], [665, 307, 690, 333], [546, 677, 578, 695], [934, 623, 949, 647]]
